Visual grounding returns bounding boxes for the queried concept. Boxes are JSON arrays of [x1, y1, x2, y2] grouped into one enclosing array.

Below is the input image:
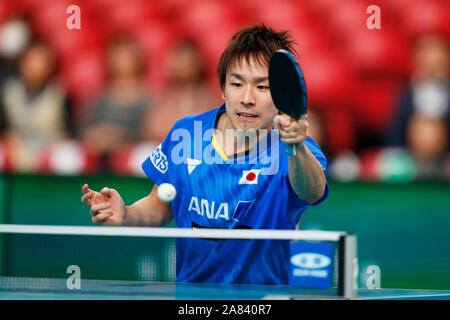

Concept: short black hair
[[217, 24, 297, 90]]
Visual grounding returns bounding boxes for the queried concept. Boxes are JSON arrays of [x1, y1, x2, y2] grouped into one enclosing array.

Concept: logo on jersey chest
[[188, 197, 229, 220], [187, 165, 262, 187], [188, 196, 255, 222], [150, 144, 168, 174], [239, 169, 261, 184], [186, 158, 201, 175]]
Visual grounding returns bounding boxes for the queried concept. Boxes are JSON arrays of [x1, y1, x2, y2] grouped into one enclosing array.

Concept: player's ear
[[221, 91, 226, 101]]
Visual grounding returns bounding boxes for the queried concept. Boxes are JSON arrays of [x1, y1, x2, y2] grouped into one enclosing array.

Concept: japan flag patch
[[239, 169, 261, 185]]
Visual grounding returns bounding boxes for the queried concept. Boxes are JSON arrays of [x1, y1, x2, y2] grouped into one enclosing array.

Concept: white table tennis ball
[[157, 183, 176, 202]]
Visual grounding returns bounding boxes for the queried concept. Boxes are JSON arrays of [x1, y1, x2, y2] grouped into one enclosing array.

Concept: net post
[[338, 234, 357, 299]]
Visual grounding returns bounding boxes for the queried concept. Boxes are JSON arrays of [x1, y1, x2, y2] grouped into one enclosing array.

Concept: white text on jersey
[[188, 196, 230, 220]]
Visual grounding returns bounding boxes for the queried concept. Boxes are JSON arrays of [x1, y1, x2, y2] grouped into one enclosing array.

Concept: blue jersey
[[142, 104, 329, 285]]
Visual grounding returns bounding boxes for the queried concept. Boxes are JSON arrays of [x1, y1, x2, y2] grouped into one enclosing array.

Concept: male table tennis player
[[81, 25, 329, 285]]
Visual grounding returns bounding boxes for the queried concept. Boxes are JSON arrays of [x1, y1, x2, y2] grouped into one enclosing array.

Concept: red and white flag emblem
[[239, 169, 261, 185]]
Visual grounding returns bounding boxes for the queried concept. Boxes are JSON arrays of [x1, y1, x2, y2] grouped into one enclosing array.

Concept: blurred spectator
[[307, 110, 326, 153], [407, 115, 448, 178], [80, 36, 151, 170], [0, 18, 31, 85], [386, 34, 449, 145], [145, 40, 220, 142], [0, 39, 74, 172], [385, 34, 449, 179]]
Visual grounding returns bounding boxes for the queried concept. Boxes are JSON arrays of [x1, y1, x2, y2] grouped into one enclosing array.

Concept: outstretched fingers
[[100, 187, 115, 198], [90, 202, 111, 216], [90, 202, 113, 224], [81, 192, 93, 206], [92, 212, 113, 224], [83, 184, 118, 225], [82, 184, 92, 194], [81, 184, 97, 205]]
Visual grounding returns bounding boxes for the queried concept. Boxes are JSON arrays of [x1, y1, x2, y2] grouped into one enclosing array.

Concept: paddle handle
[[285, 143, 297, 156], [282, 113, 303, 156]]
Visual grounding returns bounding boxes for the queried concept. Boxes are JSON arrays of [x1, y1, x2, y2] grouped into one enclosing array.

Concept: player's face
[[222, 56, 278, 131]]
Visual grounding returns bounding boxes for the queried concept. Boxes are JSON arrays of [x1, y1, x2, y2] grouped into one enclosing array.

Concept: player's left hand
[[273, 114, 309, 147]]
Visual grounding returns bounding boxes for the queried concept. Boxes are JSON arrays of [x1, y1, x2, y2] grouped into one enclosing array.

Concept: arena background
[[0, 0, 448, 290]]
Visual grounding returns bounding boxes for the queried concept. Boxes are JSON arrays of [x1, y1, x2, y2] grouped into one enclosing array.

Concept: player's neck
[[215, 112, 271, 157]]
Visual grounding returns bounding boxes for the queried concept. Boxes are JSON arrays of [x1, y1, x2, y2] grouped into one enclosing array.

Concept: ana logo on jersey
[[239, 169, 261, 185], [188, 197, 255, 222], [188, 196, 229, 220]]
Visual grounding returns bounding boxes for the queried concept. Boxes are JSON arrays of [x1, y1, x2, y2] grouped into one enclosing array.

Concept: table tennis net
[[0, 225, 354, 298]]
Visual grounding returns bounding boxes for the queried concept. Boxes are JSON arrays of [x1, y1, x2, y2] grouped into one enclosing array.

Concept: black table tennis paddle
[[269, 49, 307, 156]]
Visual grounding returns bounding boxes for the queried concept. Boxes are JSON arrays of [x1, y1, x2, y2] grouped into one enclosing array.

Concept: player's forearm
[[288, 144, 326, 204], [123, 195, 172, 227]]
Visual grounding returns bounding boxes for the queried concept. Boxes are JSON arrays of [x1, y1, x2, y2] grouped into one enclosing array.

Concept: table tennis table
[[1, 277, 449, 300]]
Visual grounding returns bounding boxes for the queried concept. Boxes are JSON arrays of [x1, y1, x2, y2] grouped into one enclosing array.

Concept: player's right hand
[[81, 184, 126, 226]]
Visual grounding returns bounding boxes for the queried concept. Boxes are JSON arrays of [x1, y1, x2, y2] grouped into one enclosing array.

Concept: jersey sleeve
[[303, 136, 329, 206], [141, 125, 178, 186], [305, 137, 327, 173]]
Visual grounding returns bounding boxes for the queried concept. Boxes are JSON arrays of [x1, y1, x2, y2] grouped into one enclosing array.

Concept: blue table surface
[[1, 277, 449, 300]]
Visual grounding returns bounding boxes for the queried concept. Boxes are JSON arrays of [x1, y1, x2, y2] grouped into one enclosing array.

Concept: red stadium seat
[[250, 0, 315, 30], [300, 52, 355, 106], [179, 0, 244, 38], [90, 0, 121, 11], [322, 106, 357, 156], [380, 0, 412, 12], [308, 0, 410, 76], [160, 0, 193, 12], [9, 0, 47, 14], [177, 19, 244, 83], [197, 22, 239, 60], [399, 0, 449, 38], [59, 49, 105, 101], [131, 22, 179, 59], [342, 29, 410, 77], [39, 140, 100, 175], [108, 142, 157, 176], [47, 26, 104, 58], [351, 80, 402, 133], [290, 23, 332, 52], [131, 22, 180, 91], [102, 0, 166, 35], [326, 0, 369, 33], [30, 0, 85, 36], [0, 2, 12, 25]]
